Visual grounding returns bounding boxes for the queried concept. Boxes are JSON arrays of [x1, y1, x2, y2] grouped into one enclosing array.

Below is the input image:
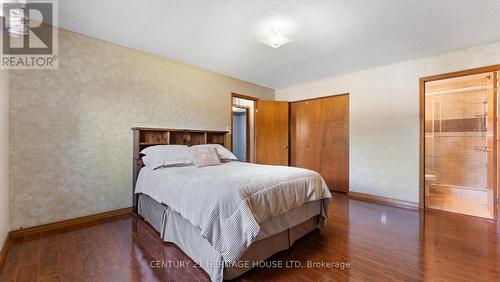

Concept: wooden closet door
[[315, 95, 349, 192], [255, 101, 289, 165], [290, 100, 317, 170]]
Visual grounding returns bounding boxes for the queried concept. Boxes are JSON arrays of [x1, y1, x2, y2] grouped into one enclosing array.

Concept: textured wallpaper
[[9, 28, 274, 229], [0, 70, 9, 245]]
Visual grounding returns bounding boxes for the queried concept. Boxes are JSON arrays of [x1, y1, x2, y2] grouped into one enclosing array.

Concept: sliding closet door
[[290, 100, 317, 170], [255, 101, 289, 165], [315, 95, 349, 192]]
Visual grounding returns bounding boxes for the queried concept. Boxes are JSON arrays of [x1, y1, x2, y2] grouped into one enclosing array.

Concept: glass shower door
[[424, 72, 497, 219]]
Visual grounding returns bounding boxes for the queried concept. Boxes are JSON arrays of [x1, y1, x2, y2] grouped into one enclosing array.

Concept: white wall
[[276, 41, 500, 203], [0, 69, 9, 247]]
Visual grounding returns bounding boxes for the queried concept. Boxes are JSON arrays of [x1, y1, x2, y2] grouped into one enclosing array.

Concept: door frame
[[231, 105, 250, 162], [419, 64, 500, 220], [230, 93, 258, 161]]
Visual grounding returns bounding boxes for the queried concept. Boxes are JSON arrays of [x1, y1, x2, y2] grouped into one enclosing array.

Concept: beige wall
[[0, 70, 9, 246], [9, 29, 274, 229], [276, 41, 500, 203]]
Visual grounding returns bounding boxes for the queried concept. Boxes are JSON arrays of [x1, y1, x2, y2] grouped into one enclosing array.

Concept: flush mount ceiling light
[[261, 27, 291, 48]]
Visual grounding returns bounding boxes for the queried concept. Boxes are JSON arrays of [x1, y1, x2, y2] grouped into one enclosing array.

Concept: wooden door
[[315, 95, 349, 192], [290, 100, 317, 170], [255, 101, 289, 165]]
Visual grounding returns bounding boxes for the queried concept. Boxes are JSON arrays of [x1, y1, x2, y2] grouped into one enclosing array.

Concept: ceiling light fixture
[[261, 27, 291, 48]]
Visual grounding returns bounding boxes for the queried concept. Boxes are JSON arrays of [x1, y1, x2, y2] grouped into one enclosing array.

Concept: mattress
[[138, 194, 323, 281], [135, 162, 331, 263]]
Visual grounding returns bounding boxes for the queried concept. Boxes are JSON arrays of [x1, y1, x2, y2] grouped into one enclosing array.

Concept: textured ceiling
[[58, 0, 500, 89]]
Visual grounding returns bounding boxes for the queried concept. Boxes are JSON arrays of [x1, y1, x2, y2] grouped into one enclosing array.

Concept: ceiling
[[58, 0, 500, 89]]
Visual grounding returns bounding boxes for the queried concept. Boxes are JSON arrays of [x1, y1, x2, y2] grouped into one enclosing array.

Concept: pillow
[[140, 145, 193, 169], [190, 146, 221, 167], [191, 144, 237, 161]]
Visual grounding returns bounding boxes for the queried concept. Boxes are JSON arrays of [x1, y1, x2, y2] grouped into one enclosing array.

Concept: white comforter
[[135, 161, 332, 262]]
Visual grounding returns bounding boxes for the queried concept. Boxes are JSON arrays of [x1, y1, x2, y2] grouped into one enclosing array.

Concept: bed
[[131, 128, 332, 281]]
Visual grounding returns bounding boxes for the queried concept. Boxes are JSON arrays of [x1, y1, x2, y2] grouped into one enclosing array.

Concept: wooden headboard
[[131, 127, 229, 213]]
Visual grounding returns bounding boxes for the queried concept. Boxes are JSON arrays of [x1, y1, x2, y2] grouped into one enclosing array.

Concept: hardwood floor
[[1, 193, 499, 282]]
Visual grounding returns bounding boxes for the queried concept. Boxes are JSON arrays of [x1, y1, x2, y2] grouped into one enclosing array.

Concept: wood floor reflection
[[426, 185, 493, 219], [1, 193, 499, 281]]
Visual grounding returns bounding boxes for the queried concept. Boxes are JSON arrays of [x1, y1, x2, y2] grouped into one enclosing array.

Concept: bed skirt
[[138, 194, 327, 281]]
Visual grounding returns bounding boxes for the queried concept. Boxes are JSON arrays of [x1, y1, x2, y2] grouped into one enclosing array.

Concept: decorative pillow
[[141, 145, 193, 169], [191, 144, 237, 161], [190, 146, 221, 167]]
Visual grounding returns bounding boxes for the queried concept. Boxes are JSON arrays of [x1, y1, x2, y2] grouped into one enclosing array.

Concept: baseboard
[[0, 233, 10, 270], [9, 207, 133, 238], [348, 192, 419, 210]]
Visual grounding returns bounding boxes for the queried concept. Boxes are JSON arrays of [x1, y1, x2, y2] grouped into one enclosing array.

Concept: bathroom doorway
[[422, 67, 499, 219], [232, 106, 249, 161], [231, 93, 257, 162]]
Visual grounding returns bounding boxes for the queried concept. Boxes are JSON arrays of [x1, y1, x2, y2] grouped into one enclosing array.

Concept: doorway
[[422, 67, 498, 219], [231, 93, 257, 162], [232, 106, 249, 162]]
